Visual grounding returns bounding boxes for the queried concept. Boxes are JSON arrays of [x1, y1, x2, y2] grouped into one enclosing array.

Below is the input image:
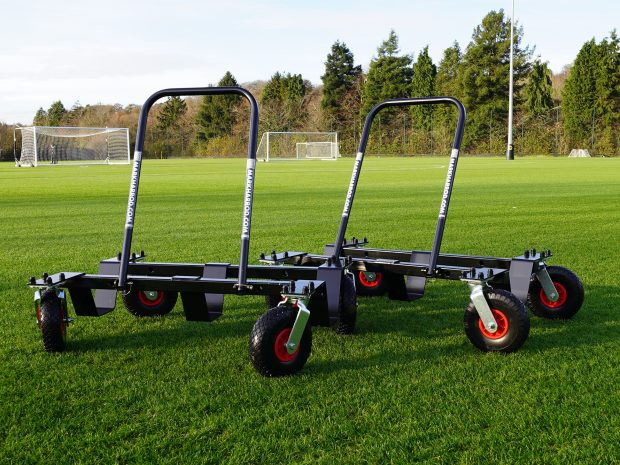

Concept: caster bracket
[[535, 267, 559, 302], [468, 284, 498, 333], [285, 298, 311, 354]]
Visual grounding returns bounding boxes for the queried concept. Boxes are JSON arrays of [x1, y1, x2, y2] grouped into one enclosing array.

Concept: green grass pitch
[[0, 157, 619, 464]]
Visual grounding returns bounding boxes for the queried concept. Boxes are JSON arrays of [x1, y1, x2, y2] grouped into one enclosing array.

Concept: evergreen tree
[[562, 39, 599, 146], [33, 107, 47, 126], [321, 41, 362, 129], [593, 31, 620, 153], [195, 71, 240, 142], [524, 60, 553, 117], [360, 30, 413, 122], [459, 10, 532, 150], [64, 101, 84, 126], [410, 46, 437, 131], [47, 101, 67, 126], [436, 42, 462, 97], [260, 72, 309, 132], [157, 96, 187, 131]]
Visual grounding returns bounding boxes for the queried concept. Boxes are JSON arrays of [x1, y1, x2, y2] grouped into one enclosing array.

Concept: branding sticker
[[439, 156, 456, 218], [342, 152, 363, 217], [241, 159, 256, 238], [125, 152, 142, 227]]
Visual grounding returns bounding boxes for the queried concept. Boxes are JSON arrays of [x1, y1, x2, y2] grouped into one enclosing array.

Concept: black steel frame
[[29, 86, 347, 326], [262, 97, 553, 302]]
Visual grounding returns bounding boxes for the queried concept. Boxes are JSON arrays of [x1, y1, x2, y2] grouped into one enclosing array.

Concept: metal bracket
[[535, 266, 559, 302], [285, 298, 311, 354], [34, 290, 42, 325], [468, 284, 497, 333]]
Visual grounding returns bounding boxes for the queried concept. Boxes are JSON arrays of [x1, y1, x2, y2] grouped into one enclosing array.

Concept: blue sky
[[0, 0, 617, 123]]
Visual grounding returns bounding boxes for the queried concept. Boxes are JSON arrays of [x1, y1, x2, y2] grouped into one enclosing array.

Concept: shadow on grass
[[357, 280, 620, 350], [66, 306, 260, 353], [66, 284, 618, 372]]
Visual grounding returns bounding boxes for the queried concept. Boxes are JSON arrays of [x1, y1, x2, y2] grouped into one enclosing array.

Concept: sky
[[0, 0, 618, 124]]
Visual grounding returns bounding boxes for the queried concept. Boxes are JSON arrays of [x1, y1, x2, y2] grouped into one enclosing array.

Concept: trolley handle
[[334, 97, 466, 277], [118, 87, 259, 290]]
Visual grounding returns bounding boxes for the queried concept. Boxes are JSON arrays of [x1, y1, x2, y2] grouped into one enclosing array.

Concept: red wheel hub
[[539, 282, 567, 308], [138, 291, 165, 307], [274, 328, 298, 362], [359, 271, 382, 288], [478, 309, 509, 339]]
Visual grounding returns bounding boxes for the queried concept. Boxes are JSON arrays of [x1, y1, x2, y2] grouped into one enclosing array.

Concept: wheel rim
[[138, 290, 165, 307], [478, 309, 509, 339], [274, 328, 298, 362], [358, 271, 382, 288], [539, 282, 568, 308]]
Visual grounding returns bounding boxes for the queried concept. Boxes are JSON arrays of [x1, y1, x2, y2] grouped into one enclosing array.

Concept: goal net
[[568, 149, 591, 158], [14, 126, 130, 167], [257, 132, 338, 161]]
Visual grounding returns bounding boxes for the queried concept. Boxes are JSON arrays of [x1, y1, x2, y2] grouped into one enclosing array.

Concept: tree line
[[3, 9, 619, 161]]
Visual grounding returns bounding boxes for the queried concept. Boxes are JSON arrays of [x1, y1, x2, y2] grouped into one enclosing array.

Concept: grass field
[[1, 157, 619, 464]]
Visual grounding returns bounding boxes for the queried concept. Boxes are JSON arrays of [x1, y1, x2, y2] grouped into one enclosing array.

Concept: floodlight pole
[[506, 0, 515, 160]]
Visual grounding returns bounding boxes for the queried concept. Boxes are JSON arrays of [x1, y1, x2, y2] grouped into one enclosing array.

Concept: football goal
[[568, 149, 591, 158], [257, 132, 339, 161], [14, 126, 130, 167]]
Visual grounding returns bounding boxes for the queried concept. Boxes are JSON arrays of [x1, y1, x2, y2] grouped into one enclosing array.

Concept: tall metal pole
[[506, 0, 515, 160]]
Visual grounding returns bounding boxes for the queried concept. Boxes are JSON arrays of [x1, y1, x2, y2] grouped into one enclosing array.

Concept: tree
[[410, 46, 437, 131], [593, 31, 620, 153], [562, 39, 599, 146], [459, 10, 532, 150], [195, 71, 240, 143], [47, 101, 67, 126], [360, 30, 413, 121], [260, 72, 309, 132], [157, 96, 187, 131], [524, 60, 553, 117], [33, 107, 47, 126], [321, 41, 362, 129], [436, 42, 462, 97]]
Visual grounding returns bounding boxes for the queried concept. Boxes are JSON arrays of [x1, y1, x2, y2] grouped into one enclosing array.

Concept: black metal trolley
[[28, 86, 357, 377], [262, 97, 585, 353]]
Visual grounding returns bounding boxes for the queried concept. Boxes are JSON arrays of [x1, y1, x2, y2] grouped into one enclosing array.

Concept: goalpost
[[256, 132, 339, 161], [14, 126, 130, 167]]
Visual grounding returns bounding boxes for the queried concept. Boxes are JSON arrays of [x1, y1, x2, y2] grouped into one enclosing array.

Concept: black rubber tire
[[333, 274, 358, 334], [40, 290, 66, 352], [354, 270, 387, 297], [249, 305, 312, 377], [527, 266, 584, 320], [122, 290, 178, 317], [464, 289, 530, 353]]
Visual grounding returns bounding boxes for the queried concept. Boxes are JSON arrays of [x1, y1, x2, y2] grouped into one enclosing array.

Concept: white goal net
[[568, 149, 591, 158], [257, 132, 339, 161], [14, 126, 130, 167]]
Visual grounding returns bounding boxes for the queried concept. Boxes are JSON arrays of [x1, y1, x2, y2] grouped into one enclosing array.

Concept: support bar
[[118, 86, 259, 290], [332, 97, 466, 278]]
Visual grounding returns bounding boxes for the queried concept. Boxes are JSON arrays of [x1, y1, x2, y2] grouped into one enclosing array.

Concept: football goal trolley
[[257, 132, 339, 161], [263, 97, 585, 354], [14, 126, 130, 166], [26, 87, 356, 377]]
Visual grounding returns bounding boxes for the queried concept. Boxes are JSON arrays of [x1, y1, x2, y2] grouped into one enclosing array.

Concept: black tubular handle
[[118, 86, 259, 290], [333, 97, 466, 277]]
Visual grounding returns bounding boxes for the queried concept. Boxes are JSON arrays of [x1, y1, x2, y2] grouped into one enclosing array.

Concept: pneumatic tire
[[39, 290, 67, 352], [527, 266, 584, 319], [122, 290, 178, 317], [249, 305, 312, 377], [464, 289, 530, 353], [333, 274, 357, 334]]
